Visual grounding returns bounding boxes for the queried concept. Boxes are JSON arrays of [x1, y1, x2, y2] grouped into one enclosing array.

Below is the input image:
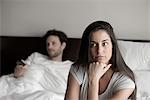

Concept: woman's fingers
[[88, 62, 112, 80], [103, 64, 112, 71]]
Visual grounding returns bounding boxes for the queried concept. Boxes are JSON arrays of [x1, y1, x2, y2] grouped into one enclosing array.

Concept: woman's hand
[[88, 62, 111, 82], [87, 62, 111, 100]]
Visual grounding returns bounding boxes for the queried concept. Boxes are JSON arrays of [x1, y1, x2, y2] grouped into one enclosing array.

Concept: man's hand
[[14, 64, 27, 78]]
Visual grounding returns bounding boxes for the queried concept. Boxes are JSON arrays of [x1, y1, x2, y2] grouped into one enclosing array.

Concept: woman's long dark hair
[[73, 21, 136, 99]]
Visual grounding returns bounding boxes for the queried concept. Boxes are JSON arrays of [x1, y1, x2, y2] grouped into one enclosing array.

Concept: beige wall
[[1, 0, 150, 40]]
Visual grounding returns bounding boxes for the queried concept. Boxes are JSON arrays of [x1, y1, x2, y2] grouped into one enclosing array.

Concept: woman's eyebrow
[[102, 39, 109, 42], [90, 39, 109, 42]]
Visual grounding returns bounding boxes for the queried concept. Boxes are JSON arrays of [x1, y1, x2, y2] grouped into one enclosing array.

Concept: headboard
[[0, 36, 81, 76], [0, 36, 150, 76]]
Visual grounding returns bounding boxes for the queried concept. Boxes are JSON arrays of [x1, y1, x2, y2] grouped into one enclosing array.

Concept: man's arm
[[13, 52, 37, 78]]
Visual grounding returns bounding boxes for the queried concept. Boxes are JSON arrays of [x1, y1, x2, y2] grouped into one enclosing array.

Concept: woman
[[65, 21, 136, 100]]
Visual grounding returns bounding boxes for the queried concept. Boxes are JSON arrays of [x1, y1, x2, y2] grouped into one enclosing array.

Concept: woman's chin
[[97, 59, 108, 64]]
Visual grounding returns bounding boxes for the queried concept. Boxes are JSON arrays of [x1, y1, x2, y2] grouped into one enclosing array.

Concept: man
[[14, 29, 70, 78], [0, 29, 73, 100]]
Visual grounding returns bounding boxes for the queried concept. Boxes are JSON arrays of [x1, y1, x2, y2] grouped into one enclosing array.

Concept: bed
[[0, 36, 150, 99], [0, 36, 81, 76], [117, 39, 150, 100]]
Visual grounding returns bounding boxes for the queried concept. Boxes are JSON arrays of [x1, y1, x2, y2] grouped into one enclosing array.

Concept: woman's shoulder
[[113, 72, 133, 82], [112, 72, 135, 91], [69, 64, 87, 85], [113, 72, 132, 80], [70, 64, 87, 74]]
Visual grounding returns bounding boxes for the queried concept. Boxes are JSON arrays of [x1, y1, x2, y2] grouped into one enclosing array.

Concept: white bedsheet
[[1, 70, 150, 100], [0, 61, 72, 100], [134, 70, 150, 100], [0, 90, 64, 100], [0, 73, 65, 100]]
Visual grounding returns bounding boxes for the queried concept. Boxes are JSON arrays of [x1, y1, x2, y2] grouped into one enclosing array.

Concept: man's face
[[46, 35, 64, 59]]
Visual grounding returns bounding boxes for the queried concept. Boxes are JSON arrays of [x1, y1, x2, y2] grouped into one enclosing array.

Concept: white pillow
[[134, 70, 150, 99], [117, 40, 150, 70]]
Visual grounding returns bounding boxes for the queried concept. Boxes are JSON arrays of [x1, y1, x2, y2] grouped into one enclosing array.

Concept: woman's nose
[[97, 45, 104, 54]]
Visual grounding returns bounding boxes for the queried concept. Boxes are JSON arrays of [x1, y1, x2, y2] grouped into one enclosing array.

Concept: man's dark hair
[[43, 29, 68, 45], [41, 29, 68, 55]]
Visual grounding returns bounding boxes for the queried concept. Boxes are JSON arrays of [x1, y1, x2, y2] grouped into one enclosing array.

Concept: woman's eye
[[90, 43, 97, 48], [102, 42, 108, 46]]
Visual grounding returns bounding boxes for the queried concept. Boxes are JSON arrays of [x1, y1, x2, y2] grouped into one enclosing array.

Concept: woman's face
[[89, 30, 113, 64]]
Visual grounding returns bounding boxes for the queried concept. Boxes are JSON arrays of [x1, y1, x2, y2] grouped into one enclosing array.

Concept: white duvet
[[134, 70, 150, 100], [0, 63, 71, 100], [118, 40, 150, 99], [0, 52, 72, 100], [1, 51, 150, 100], [1, 71, 150, 100]]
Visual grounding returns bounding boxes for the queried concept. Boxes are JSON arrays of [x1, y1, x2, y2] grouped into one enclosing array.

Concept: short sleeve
[[24, 52, 45, 65], [114, 73, 135, 92], [24, 52, 37, 65], [70, 65, 85, 85]]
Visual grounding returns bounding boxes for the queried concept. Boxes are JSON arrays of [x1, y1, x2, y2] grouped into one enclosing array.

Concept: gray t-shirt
[[70, 65, 135, 100]]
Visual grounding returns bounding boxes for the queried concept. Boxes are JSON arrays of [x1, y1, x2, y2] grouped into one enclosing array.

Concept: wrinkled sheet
[[134, 70, 150, 100], [0, 74, 64, 100], [1, 60, 149, 100], [0, 62, 71, 100]]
